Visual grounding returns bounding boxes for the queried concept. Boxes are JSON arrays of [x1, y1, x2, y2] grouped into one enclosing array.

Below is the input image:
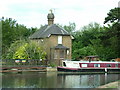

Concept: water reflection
[[2, 72, 119, 88]]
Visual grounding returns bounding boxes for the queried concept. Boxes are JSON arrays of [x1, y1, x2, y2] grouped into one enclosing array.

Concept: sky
[[1, 0, 120, 30]]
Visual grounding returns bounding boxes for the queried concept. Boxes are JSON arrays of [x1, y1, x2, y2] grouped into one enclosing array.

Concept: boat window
[[115, 64, 118, 67], [81, 64, 88, 67], [94, 64, 100, 67], [106, 64, 111, 67], [63, 62, 66, 66]]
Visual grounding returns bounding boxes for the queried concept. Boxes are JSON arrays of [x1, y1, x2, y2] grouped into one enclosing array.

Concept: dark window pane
[[115, 64, 118, 67], [63, 62, 66, 66], [106, 64, 111, 67]]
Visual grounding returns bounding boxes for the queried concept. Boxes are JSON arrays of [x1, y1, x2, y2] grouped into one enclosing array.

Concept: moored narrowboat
[[57, 60, 120, 72]]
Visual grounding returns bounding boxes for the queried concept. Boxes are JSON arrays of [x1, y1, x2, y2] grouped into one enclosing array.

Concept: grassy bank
[[97, 80, 120, 88]]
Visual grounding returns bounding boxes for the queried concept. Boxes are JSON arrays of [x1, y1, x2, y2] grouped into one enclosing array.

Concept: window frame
[[81, 64, 88, 67], [58, 36, 62, 44], [106, 64, 112, 67], [94, 64, 100, 67]]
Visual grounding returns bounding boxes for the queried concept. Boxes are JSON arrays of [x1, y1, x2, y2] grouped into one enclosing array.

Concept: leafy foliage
[[104, 7, 120, 24], [2, 18, 37, 58], [102, 7, 120, 59], [5, 40, 46, 60], [63, 22, 76, 35], [72, 22, 102, 59]]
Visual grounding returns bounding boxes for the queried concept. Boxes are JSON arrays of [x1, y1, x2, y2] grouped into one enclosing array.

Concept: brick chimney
[[47, 9, 55, 25]]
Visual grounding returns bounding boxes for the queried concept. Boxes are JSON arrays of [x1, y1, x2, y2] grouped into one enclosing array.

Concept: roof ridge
[[30, 24, 70, 39], [40, 24, 55, 37], [40, 25, 51, 36], [56, 25, 69, 33], [29, 25, 47, 39]]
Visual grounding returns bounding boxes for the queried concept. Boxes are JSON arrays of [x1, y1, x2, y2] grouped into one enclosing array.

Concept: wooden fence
[[2, 59, 48, 66]]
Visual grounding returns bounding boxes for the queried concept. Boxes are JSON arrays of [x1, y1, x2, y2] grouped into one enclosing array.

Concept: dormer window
[[58, 36, 62, 44]]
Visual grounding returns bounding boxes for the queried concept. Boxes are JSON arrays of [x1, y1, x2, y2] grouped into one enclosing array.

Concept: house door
[[54, 49, 66, 66]]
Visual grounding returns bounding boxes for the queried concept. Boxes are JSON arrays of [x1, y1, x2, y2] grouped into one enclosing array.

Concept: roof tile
[[29, 24, 70, 39]]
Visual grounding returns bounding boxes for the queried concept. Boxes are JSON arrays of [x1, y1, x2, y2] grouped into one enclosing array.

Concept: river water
[[2, 72, 120, 88]]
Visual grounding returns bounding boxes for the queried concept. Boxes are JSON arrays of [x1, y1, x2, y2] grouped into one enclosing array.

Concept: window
[[67, 50, 69, 55], [115, 64, 118, 67], [58, 36, 62, 44], [94, 64, 100, 67], [81, 64, 88, 67], [106, 64, 111, 67], [63, 62, 66, 66]]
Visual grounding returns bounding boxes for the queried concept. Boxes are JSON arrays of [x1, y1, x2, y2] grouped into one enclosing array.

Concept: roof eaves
[[71, 35, 74, 39], [47, 34, 51, 37], [51, 34, 70, 36], [61, 29, 64, 34]]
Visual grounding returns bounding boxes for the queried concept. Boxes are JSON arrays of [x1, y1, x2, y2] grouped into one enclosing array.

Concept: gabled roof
[[29, 24, 70, 39]]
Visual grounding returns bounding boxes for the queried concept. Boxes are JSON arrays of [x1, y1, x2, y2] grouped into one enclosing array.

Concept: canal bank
[[1, 66, 57, 73], [97, 80, 120, 88], [1, 65, 120, 73]]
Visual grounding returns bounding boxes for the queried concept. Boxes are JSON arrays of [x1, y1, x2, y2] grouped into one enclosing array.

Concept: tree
[[63, 22, 76, 35], [103, 7, 120, 58], [2, 17, 37, 58], [89, 7, 120, 60], [72, 22, 102, 59], [5, 40, 46, 60], [104, 7, 120, 24], [2, 18, 17, 55]]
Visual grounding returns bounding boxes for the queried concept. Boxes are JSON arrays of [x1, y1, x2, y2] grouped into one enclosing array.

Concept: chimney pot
[[47, 10, 54, 25]]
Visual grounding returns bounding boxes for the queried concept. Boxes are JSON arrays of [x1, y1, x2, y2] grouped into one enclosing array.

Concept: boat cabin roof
[[63, 60, 119, 64]]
